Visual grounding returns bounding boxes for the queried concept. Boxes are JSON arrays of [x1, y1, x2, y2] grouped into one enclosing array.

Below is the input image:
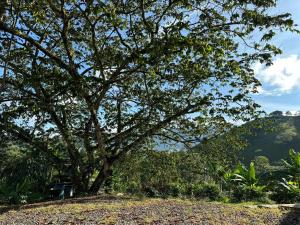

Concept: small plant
[[224, 162, 268, 202], [282, 149, 300, 188], [8, 192, 28, 205], [232, 185, 267, 202], [271, 178, 300, 203], [224, 162, 258, 188]]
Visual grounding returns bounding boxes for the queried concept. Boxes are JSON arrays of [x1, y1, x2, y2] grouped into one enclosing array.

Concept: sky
[[252, 0, 300, 114]]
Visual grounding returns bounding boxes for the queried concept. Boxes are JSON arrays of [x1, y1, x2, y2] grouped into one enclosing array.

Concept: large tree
[[0, 0, 296, 193]]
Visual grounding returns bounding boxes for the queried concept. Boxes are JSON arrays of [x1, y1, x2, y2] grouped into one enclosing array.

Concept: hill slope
[[241, 116, 300, 163]]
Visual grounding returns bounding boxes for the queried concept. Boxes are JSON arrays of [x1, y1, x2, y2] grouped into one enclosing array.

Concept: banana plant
[[282, 149, 300, 188], [224, 162, 258, 187]]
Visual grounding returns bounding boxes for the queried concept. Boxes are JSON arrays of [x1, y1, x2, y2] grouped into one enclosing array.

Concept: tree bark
[[89, 157, 113, 193]]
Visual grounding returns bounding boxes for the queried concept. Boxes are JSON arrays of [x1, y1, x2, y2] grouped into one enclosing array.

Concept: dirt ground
[[0, 196, 299, 225]]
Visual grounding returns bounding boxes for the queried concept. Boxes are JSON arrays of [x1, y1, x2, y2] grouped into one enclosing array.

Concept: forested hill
[[241, 115, 300, 164]]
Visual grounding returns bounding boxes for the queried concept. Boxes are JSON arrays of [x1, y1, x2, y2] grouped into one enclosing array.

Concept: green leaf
[[249, 162, 256, 181]]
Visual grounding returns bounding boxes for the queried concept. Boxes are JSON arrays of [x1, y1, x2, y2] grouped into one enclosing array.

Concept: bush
[[164, 183, 186, 197], [0, 179, 46, 205], [270, 189, 300, 203], [232, 185, 267, 202], [220, 196, 230, 203], [126, 182, 141, 194], [185, 184, 195, 197], [193, 183, 221, 201], [7, 192, 28, 205], [270, 179, 300, 203], [142, 186, 160, 197]]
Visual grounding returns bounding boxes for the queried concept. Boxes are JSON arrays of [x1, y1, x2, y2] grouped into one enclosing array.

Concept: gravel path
[[0, 196, 299, 225]]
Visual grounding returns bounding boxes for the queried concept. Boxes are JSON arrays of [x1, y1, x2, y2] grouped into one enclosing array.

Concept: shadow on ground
[[278, 209, 300, 225]]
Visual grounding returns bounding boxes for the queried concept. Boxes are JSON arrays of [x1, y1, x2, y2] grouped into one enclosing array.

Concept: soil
[[0, 196, 299, 225]]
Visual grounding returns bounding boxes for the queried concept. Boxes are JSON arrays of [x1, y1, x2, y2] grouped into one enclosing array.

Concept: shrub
[[165, 183, 186, 197], [270, 178, 300, 203], [193, 183, 221, 201], [185, 184, 195, 197], [126, 181, 141, 194], [142, 186, 160, 197], [282, 149, 300, 188], [220, 196, 230, 203], [232, 185, 267, 202], [0, 179, 46, 205], [7, 192, 28, 205]]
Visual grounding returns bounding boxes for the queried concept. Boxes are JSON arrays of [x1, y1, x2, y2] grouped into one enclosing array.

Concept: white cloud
[[254, 86, 283, 96], [254, 55, 300, 94]]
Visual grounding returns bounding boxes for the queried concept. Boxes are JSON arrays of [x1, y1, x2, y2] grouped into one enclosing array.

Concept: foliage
[[269, 149, 300, 203], [0, 180, 29, 204], [0, 0, 296, 192], [2, 142, 300, 204], [222, 162, 269, 202], [232, 185, 267, 202], [224, 162, 258, 187], [110, 149, 203, 198], [0, 143, 53, 204], [241, 116, 300, 164], [192, 183, 221, 201], [0, 178, 44, 204], [110, 149, 228, 200], [254, 156, 271, 174], [164, 183, 186, 198], [107, 147, 236, 200], [194, 126, 249, 167], [269, 111, 283, 117], [270, 178, 300, 203], [0, 144, 52, 185], [282, 149, 300, 187]]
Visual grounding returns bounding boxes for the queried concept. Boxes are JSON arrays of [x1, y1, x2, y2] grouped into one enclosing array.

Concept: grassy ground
[[0, 196, 299, 225]]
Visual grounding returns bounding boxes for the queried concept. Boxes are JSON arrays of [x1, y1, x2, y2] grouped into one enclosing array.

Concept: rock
[[279, 203, 300, 210], [258, 204, 279, 209]]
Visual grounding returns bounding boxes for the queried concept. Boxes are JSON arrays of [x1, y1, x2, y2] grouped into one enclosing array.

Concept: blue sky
[[252, 0, 300, 114]]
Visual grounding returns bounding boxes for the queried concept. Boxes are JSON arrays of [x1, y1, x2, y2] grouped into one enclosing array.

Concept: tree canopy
[[0, 0, 296, 192]]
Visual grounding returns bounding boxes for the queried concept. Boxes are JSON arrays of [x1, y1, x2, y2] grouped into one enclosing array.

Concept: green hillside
[[241, 116, 300, 164]]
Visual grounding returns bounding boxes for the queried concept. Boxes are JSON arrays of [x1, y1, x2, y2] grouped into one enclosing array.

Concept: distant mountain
[[156, 113, 300, 164], [241, 115, 300, 164]]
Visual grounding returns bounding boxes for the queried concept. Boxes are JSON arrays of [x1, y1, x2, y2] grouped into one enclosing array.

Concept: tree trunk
[[89, 157, 112, 193]]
